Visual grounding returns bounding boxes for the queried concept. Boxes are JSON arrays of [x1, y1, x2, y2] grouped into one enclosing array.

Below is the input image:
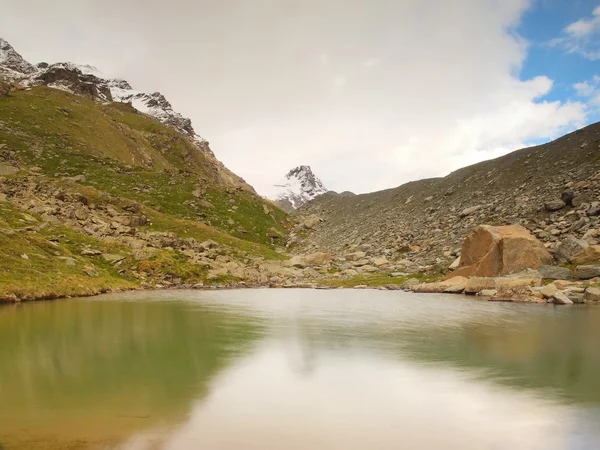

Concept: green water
[[1, 289, 600, 449]]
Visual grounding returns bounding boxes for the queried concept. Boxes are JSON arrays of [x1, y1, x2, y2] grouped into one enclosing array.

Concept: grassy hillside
[[0, 85, 293, 300], [0, 86, 288, 247]]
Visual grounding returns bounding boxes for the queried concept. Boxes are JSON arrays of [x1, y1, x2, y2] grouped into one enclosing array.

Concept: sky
[[1, 0, 599, 197]]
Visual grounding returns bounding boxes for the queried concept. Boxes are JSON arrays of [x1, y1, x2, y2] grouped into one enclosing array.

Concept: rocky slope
[[272, 165, 328, 212], [291, 122, 600, 274], [0, 38, 314, 301]]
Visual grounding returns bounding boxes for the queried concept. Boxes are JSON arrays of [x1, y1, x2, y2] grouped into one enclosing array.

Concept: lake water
[[1, 289, 600, 450]]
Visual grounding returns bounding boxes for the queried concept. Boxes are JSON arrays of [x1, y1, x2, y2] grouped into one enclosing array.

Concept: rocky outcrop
[[449, 225, 552, 278]]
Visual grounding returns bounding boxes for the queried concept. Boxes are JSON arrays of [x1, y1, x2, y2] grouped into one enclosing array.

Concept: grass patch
[[319, 272, 441, 288]]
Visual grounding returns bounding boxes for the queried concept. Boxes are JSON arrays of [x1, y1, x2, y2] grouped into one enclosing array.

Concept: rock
[[555, 235, 588, 263], [81, 248, 101, 256], [402, 278, 421, 288], [544, 200, 566, 211], [490, 286, 543, 303], [372, 257, 389, 267], [566, 291, 585, 304], [286, 255, 308, 268], [0, 163, 19, 176], [538, 265, 573, 280], [451, 225, 552, 278], [571, 246, 600, 265], [449, 256, 461, 270], [540, 283, 558, 299], [464, 277, 497, 294], [83, 266, 98, 277], [561, 189, 575, 206], [303, 215, 322, 229], [304, 252, 333, 265], [20, 254, 29, 260], [478, 289, 497, 297], [577, 265, 600, 280], [345, 251, 367, 261], [354, 285, 368, 289], [552, 292, 573, 305], [584, 287, 600, 302], [412, 276, 468, 293], [101, 253, 125, 264], [459, 205, 482, 217], [588, 204, 600, 217], [389, 272, 409, 277], [495, 277, 542, 290]]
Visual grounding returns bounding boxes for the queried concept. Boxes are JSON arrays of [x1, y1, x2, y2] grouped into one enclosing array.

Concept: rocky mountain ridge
[[273, 165, 328, 212], [0, 38, 204, 143], [290, 122, 600, 273]]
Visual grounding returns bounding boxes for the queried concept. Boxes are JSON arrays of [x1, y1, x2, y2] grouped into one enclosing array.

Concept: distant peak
[[0, 37, 36, 76], [272, 164, 328, 210]]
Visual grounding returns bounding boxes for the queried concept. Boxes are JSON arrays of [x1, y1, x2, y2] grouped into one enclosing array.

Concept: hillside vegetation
[[0, 85, 295, 300]]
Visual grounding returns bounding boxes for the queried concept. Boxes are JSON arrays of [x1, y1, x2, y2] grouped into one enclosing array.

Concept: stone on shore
[[450, 225, 552, 278], [412, 276, 468, 294], [552, 291, 574, 305], [584, 287, 600, 302]]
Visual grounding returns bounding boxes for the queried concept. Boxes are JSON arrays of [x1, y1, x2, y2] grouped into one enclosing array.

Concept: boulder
[[286, 256, 308, 268], [555, 236, 588, 263], [540, 283, 558, 299], [450, 225, 552, 278], [303, 215, 322, 229], [304, 252, 333, 265], [552, 292, 573, 305], [538, 265, 573, 280], [577, 265, 600, 280], [345, 251, 367, 261], [584, 287, 600, 302], [571, 246, 600, 265], [372, 257, 389, 267], [449, 256, 461, 270], [544, 200, 566, 211], [464, 277, 497, 294], [412, 276, 467, 294], [561, 189, 575, 206]]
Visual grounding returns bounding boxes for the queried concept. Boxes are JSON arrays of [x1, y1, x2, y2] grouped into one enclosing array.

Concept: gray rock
[[545, 200, 566, 211], [552, 291, 573, 305], [584, 287, 600, 302], [566, 291, 585, 304], [459, 205, 482, 217], [538, 265, 572, 280], [577, 265, 600, 280], [561, 189, 575, 206], [555, 235, 588, 263]]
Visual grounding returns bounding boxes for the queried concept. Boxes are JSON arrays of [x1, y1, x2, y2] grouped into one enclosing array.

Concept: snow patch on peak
[[0, 37, 36, 78], [273, 165, 328, 210]]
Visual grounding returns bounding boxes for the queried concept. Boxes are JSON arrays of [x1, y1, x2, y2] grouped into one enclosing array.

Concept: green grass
[[0, 86, 289, 248], [319, 272, 441, 288], [0, 202, 136, 301]]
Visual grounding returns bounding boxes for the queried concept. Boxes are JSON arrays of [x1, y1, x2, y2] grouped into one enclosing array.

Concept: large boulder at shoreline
[[449, 225, 552, 278]]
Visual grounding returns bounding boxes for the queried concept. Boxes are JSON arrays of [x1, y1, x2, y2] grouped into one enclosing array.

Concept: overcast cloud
[[0, 0, 590, 196]]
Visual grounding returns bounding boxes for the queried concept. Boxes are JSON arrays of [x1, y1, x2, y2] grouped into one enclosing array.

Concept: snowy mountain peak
[[0, 38, 205, 142], [0, 38, 36, 77], [273, 165, 328, 211]]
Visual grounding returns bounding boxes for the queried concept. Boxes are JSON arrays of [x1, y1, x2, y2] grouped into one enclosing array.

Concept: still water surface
[[1, 289, 600, 449]]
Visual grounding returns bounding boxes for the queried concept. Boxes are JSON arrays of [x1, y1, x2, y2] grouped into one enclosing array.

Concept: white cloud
[[0, 0, 590, 196], [574, 81, 596, 96], [551, 5, 600, 60]]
